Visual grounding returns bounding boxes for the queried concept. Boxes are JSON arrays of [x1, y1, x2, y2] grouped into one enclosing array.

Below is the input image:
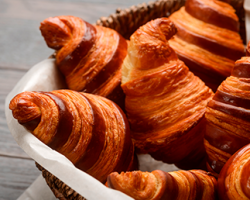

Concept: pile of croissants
[[9, 0, 250, 199]]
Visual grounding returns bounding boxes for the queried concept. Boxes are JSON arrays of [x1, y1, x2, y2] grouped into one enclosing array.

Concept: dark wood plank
[[0, 69, 29, 158], [0, 68, 38, 199], [0, 156, 40, 200]]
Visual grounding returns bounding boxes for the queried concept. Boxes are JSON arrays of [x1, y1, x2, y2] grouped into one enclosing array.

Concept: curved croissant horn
[[169, 0, 245, 91], [218, 143, 250, 200], [121, 17, 214, 170], [107, 169, 217, 200], [40, 16, 128, 109], [204, 55, 250, 175], [9, 90, 137, 183]]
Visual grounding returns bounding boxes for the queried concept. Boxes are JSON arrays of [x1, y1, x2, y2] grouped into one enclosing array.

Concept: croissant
[[107, 169, 217, 200], [204, 55, 250, 175], [121, 18, 214, 169], [218, 143, 250, 200], [9, 90, 137, 183], [169, 0, 245, 91], [40, 16, 127, 109]]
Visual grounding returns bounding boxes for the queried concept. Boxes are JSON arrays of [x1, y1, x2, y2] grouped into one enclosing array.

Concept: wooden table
[[0, 0, 147, 199]]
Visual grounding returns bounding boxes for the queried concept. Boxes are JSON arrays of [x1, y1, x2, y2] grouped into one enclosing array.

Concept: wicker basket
[[36, 0, 246, 199]]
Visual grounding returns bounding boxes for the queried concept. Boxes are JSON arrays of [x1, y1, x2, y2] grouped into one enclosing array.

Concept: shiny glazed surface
[[218, 144, 250, 200], [9, 90, 137, 183], [121, 17, 214, 169], [40, 15, 128, 109], [107, 169, 217, 200], [169, 0, 245, 91], [205, 56, 250, 175]]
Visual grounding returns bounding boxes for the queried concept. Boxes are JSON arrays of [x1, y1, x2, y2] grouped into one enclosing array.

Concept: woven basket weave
[[36, 0, 246, 199]]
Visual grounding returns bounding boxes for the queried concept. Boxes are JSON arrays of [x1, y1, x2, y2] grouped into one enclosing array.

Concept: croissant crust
[[107, 169, 217, 200], [40, 16, 128, 109], [169, 0, 245, 91], [204, 56, 250, 175], [218, 144, 250, 200], [9, 90, 137, 183], [121, 17, 213, 169]]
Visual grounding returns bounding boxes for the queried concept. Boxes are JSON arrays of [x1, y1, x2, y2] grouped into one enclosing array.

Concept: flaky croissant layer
[[169, 0, 245, 91], [204, 55, 250, 175], [218, 144, 250, 200], [121, 17, 213, 169], [40, 15, 127, 109], [107, 169, 217, 200], [9, 90, 137, 183]]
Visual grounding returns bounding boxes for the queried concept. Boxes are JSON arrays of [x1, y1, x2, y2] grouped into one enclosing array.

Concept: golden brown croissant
[[40, 16, 127, 109], [204, 55, 250, 175], [218, 144, 250, 200], [121, 18, 214, 169], [169, 0, 245, 91], [9, 90, 137, 183], [107, 169, 217, 200]]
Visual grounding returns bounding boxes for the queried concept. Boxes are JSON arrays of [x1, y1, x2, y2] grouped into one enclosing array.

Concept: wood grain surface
[[0, 0, 147, 199]]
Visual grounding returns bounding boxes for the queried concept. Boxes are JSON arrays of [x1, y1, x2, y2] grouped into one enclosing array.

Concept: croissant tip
[[39, 16, 73, 50]]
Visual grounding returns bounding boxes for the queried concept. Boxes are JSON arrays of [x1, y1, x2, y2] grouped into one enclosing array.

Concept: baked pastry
[[121, 18, 214, 169], [9, 90, 137, 183], [40, 16, 128, 109], [204, 55, 250, 175], [107, 169, 217, 200], [218, 143, 250, 200], [169, 0, 245, 91]]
